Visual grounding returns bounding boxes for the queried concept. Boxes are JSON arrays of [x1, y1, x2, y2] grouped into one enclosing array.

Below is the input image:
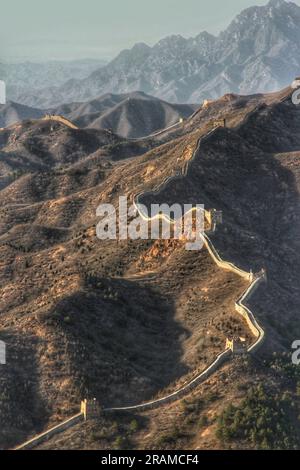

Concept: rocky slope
[[1, 84, 300, 450]]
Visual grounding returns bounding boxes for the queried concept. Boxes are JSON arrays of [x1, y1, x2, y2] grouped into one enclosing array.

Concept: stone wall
[[43, 115, 78, 130], [235, 276, 266, 353], [202, 234, 251, 281], [129, 119, 183, 141], [14, 121, 267, 449], [105, 349, 232, 413], [14, 413, 83, 450], [203, 232, 265, 353]]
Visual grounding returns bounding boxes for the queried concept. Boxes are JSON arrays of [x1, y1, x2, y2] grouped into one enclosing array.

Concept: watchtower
[[226, 337, 246, 355], [256, 268, 267, 281], [250, 268, 267, 283], [213, 118, 227, 128], [81, 398, 101, 421], [203, 99, 213, 108]]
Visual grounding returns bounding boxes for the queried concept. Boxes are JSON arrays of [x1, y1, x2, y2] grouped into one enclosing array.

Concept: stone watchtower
[[249, 268, 267, 283], [81, 398, 101, 421], [213, 118, 227, 128], [226, 337, 246, 355]]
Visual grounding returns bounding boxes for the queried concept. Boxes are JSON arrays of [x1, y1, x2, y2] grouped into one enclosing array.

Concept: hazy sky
[[1, 0, 300, 62]]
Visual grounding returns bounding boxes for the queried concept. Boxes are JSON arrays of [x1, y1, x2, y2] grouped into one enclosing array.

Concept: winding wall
[[14, 123, 266, 448], [43, 115, 183, 139], [128, 119, 184, 142], [14, 413, 83, 450], [104, 126, 266, 411]]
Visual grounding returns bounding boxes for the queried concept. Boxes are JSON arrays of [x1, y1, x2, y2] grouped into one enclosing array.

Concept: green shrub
[[114, 435, 129, 450], [199, 415, 208, 428], [129, 419, 139, 433], [216, 385, 298, 449]]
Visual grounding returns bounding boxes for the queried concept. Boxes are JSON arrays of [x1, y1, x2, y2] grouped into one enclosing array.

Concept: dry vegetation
[[1, 87, 300, 449]]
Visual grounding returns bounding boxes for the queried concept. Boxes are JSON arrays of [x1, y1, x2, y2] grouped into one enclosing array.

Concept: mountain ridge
[[7, 0, 300, 107], [0, 92, 197, 138]]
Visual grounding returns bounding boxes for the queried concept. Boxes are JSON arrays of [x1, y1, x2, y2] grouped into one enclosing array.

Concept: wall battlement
[[81, 399, 101, 420]]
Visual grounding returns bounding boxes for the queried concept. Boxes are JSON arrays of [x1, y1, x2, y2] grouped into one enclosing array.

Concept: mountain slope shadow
[[31, 276, 190, 410], [0, 330, 49, 449], [141, 98, 300, 353]]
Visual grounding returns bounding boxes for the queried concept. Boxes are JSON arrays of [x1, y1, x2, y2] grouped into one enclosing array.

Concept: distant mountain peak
[[131, 42, 151, 52], [155, 34, 186, 47], [195, 31, 216, 41], [6, 0, 300, 107]]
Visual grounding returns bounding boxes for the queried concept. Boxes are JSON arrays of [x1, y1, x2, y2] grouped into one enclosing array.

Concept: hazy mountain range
[[3, 0, 300, 108], [0, 92, 197, 138], [0, 59, 106, 106]]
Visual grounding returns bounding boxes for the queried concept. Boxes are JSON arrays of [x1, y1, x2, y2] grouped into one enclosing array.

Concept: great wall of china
[[14, 121, 266, 450], [129, 118, 184, 141], [42, 114, 184, 139], [43, 115, 79, 130]]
